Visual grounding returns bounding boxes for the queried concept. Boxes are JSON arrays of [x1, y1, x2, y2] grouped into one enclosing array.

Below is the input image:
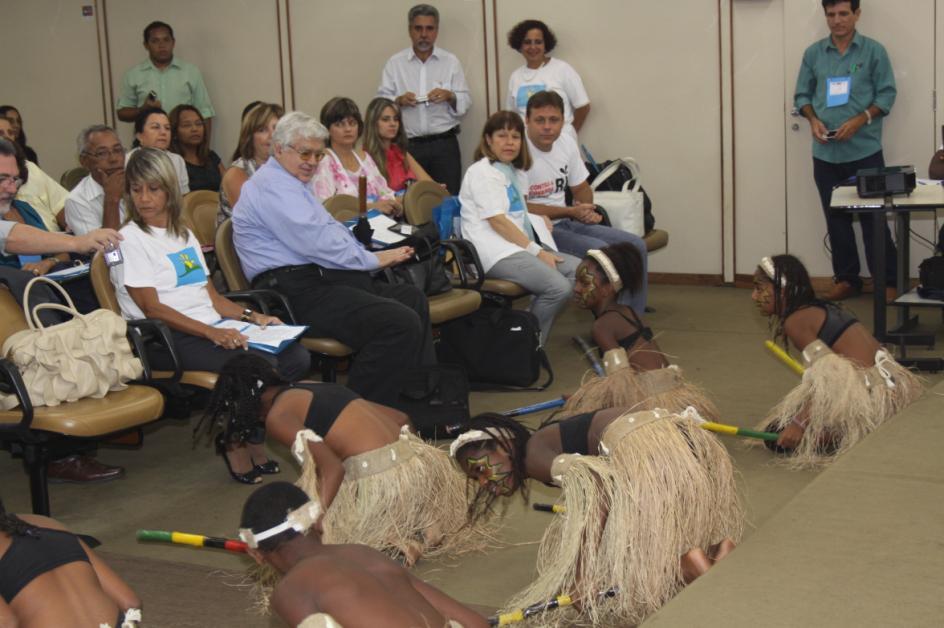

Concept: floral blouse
[[311, 149, 396, 201]]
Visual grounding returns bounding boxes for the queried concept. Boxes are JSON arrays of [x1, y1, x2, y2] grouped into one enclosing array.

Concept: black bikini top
[[557, 412, 596, 455], [0, 527, 90, 603], [813, 302, 858, 347], [599, 307, 654, 350], [274, 382, 361, 438]]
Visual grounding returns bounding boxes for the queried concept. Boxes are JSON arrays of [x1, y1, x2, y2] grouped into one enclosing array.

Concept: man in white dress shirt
[[377, 4, 470, 194], [64, 125, 126, 235]]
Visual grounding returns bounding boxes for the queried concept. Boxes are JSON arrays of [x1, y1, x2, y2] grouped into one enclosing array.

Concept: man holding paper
[[234, 112, 435, 407]]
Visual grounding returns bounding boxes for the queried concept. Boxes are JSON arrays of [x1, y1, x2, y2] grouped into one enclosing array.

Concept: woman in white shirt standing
[[127, 107, 189, 196], [110, 148, 310, 484], [460, 111, 578, 345], [506, 20, 590, 143]]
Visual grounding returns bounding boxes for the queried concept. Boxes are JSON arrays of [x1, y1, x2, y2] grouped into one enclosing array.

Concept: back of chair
[[89, 252, 121, 314], [59, 167, 89, 191], [323, 195, 360, 222], [0, 287, 29, 347], [403, 180, 448, 226], [215, 219, 250, 291], [181, 190, 220, 246]]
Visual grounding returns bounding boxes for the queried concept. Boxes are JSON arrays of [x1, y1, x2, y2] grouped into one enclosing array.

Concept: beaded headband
[[759, 256, 786, 287], [586, 249, 623, 292], [449, 427, 514, 459]]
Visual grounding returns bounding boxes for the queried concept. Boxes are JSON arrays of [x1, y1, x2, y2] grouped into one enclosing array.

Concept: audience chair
[[643, 228, 669, 253], [181, 190, 220, 248], [59, 167, 89, 191], [214, 219, 353, 382], [323, 195, 360, 222], [0, 287, 164, 515], [402, 182, 521, 310], [89, 252, 218, 391]]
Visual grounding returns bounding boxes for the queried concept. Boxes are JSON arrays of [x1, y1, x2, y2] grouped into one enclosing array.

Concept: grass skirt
[[563, 365, 719, 422], [297, 428, 485, 561], [504, 409, 743, 627], [759, 342, 923, 468]]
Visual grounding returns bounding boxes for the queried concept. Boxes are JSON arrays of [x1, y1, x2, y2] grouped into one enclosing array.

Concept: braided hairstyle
[[591, 241, 645, 296], [760, 254, 817, 346], [0, 498, 37, 538], [195, 354, 285, 446], [451, 413, 533, 524]]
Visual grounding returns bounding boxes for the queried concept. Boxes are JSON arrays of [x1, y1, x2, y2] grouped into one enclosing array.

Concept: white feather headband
[[586, 249, 623, 292], [759, 256, 786, 287], [238, 500, 323, 549], [449, 428, 514, 459]]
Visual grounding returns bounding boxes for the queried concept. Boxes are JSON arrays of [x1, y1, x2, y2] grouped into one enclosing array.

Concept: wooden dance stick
[[765, 340, 806, 376], [699, 421, 779, 442], [502, 397, 566, 418], [488, 587, 618, 625], [573, 336, 606, 376], [532, 503, 566, 514], [136, 529, 248, 553]]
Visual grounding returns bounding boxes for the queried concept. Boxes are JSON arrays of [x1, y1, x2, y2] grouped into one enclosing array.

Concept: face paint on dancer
[[751, 271, 775, 315], [574, 261, 601, 309], [465, 452, 514, 496]]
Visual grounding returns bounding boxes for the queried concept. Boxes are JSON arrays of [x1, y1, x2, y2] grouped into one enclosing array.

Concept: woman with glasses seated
[[110, 148, 310, 484], [169, 105, 224, 193], [312, 97, 402, 217], [219, 102, 284, 226]]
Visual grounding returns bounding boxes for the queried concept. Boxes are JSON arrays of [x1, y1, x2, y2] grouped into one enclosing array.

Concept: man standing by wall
[[378, 4, 470, 195], [795, 0, 897, 300], [116, 21, 215, 140]]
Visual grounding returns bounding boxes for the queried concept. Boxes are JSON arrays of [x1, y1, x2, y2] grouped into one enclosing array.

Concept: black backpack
[[917, 255, 944, 300]]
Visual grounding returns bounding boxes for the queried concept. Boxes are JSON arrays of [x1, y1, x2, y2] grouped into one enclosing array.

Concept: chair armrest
[[0, 358, 33, 431], [124, 324, 153, 382], [126, 319, 181, 383], [443, 239, 485, 290], [222, 289, 299, 324]]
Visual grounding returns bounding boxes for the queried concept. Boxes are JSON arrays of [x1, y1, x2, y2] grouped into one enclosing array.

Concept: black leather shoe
[[48, 455, 125, 483], [216, 434, 261, 485]]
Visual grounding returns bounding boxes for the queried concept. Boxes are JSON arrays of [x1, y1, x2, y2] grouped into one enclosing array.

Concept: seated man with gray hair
[[234, 111, 434, 406], [64, 124, 126, 235]]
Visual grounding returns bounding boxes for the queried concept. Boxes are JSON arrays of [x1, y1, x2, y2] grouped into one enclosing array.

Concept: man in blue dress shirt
[[795, 0, 897, 301], [233, 112, 434, 406]]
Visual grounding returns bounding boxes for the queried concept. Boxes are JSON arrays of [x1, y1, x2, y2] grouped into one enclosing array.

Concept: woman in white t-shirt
[[459, 111, 579, 345], [126, 107, 190, 196], [506, 20, 590, 143], [110, 148, 310, 485]]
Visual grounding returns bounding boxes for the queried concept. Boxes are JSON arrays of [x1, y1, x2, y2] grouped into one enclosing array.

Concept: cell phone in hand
[[104, 244, 123, 267], [825, 129, 838, 140]]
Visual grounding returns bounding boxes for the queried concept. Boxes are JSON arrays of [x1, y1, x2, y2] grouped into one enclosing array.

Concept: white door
[[783, 0, 937, 281]]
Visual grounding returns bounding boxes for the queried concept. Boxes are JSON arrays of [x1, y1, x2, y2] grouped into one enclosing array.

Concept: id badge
[[826, 76, 851, 107]]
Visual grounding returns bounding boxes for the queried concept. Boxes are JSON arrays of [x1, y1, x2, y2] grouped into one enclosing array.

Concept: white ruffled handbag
[[590, 157, 646, 236], [0, 277, 143, 410]]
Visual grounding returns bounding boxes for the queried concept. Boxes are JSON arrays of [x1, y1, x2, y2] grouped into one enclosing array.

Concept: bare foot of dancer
[[400, 539, 423, 567], [680, 548, 712, 584], [710, 538, 736, 564], [423, 522, 444, 548]]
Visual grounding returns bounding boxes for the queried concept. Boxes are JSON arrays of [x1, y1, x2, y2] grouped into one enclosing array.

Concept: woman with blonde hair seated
[[110, 148, 310, 484], [362, 97, 435, 194], [218, 102, 284, 225]]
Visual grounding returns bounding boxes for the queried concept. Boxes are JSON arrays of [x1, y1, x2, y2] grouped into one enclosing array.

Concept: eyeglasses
[[83, 146, 126, 160], [178, 121, 205, 130], [0, 174, 24, 187], [286, 144, 325, 162]]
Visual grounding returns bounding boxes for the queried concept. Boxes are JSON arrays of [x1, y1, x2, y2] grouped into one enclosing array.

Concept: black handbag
[[917, 255, 944, 300], [437, 308, 553, 390], [393, 364, 470, 439], [386, 222, 453, 296]]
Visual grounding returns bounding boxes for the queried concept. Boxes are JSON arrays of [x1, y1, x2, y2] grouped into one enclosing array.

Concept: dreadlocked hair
[[452, 413, 533, 524], [0, 498, 37, 538], [597, 241, 644, 294], [759, 254, 817, 347], [195, 353, 286, 446]]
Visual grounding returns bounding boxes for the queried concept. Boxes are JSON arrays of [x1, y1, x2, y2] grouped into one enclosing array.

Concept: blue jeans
[[551, 219, 648, 313], [488, 249, 579, 346], [813, 150, 897, 289]]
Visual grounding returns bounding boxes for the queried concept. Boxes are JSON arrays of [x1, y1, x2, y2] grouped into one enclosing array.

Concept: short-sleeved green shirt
[[794, 31, 895, 164], [117, 57, 215, 119]]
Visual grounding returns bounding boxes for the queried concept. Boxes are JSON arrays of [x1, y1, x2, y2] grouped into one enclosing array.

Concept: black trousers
[[812, 150, 897, 289], [408, 133, 462, 195], [254, 266, 435, 406]]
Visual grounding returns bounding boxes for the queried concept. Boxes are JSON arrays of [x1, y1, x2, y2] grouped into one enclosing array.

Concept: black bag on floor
[[917, 255, 944, 300], [393, 365, 470, 439], [385, 222, 452, 296], [437, 309, 553, 390]]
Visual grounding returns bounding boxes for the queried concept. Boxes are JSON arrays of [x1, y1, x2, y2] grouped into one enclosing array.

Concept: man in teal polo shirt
[[116, 21, 215, 139], [795, 0, 897, 301]]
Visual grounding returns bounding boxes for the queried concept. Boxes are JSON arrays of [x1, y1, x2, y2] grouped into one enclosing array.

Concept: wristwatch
[[240, 309, 253, 323]]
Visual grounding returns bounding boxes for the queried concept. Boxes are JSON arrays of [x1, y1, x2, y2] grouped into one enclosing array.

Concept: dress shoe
[[48, 455, 125, 483], [885, 286, 899, 302], [821, 280, 860, 301]]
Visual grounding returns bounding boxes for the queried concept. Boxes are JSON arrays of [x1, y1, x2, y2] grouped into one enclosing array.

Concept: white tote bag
[[590, 157, 645, 236]]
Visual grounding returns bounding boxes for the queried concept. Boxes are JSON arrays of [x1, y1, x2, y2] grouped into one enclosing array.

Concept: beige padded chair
[[323, 195, 360, 222], [59, 166, 89, 191], [215, 219, 352, 382], [181, 190, 220, 248], [643, 228, 669, 252], [0, 288, 164, 514], [90, 252, 218, 390]]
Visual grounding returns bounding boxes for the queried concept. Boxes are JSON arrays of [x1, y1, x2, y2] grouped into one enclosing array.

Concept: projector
[[856, 165, 916, 197]]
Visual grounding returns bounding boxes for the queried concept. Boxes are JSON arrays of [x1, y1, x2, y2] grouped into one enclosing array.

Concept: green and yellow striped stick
[[488, 588, 618, 625], [137, 529, 248, 553], [765, 340, 806, 376]]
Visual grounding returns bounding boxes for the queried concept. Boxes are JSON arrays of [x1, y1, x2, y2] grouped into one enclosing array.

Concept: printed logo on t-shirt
[[167, 247, 207, 287], [506, 184, 525, 215], [516, 83, 547, 109], [528, 165, 569, 201]]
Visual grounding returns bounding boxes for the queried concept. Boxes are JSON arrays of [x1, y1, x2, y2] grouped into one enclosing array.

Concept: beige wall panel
[[732, 0, 787, 277], [287, 0, 489, 175], [495, 0, 724, 275], [7, 0, 105, 181], [104, 0, 284, 164], [784, 0, 936, 278]]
